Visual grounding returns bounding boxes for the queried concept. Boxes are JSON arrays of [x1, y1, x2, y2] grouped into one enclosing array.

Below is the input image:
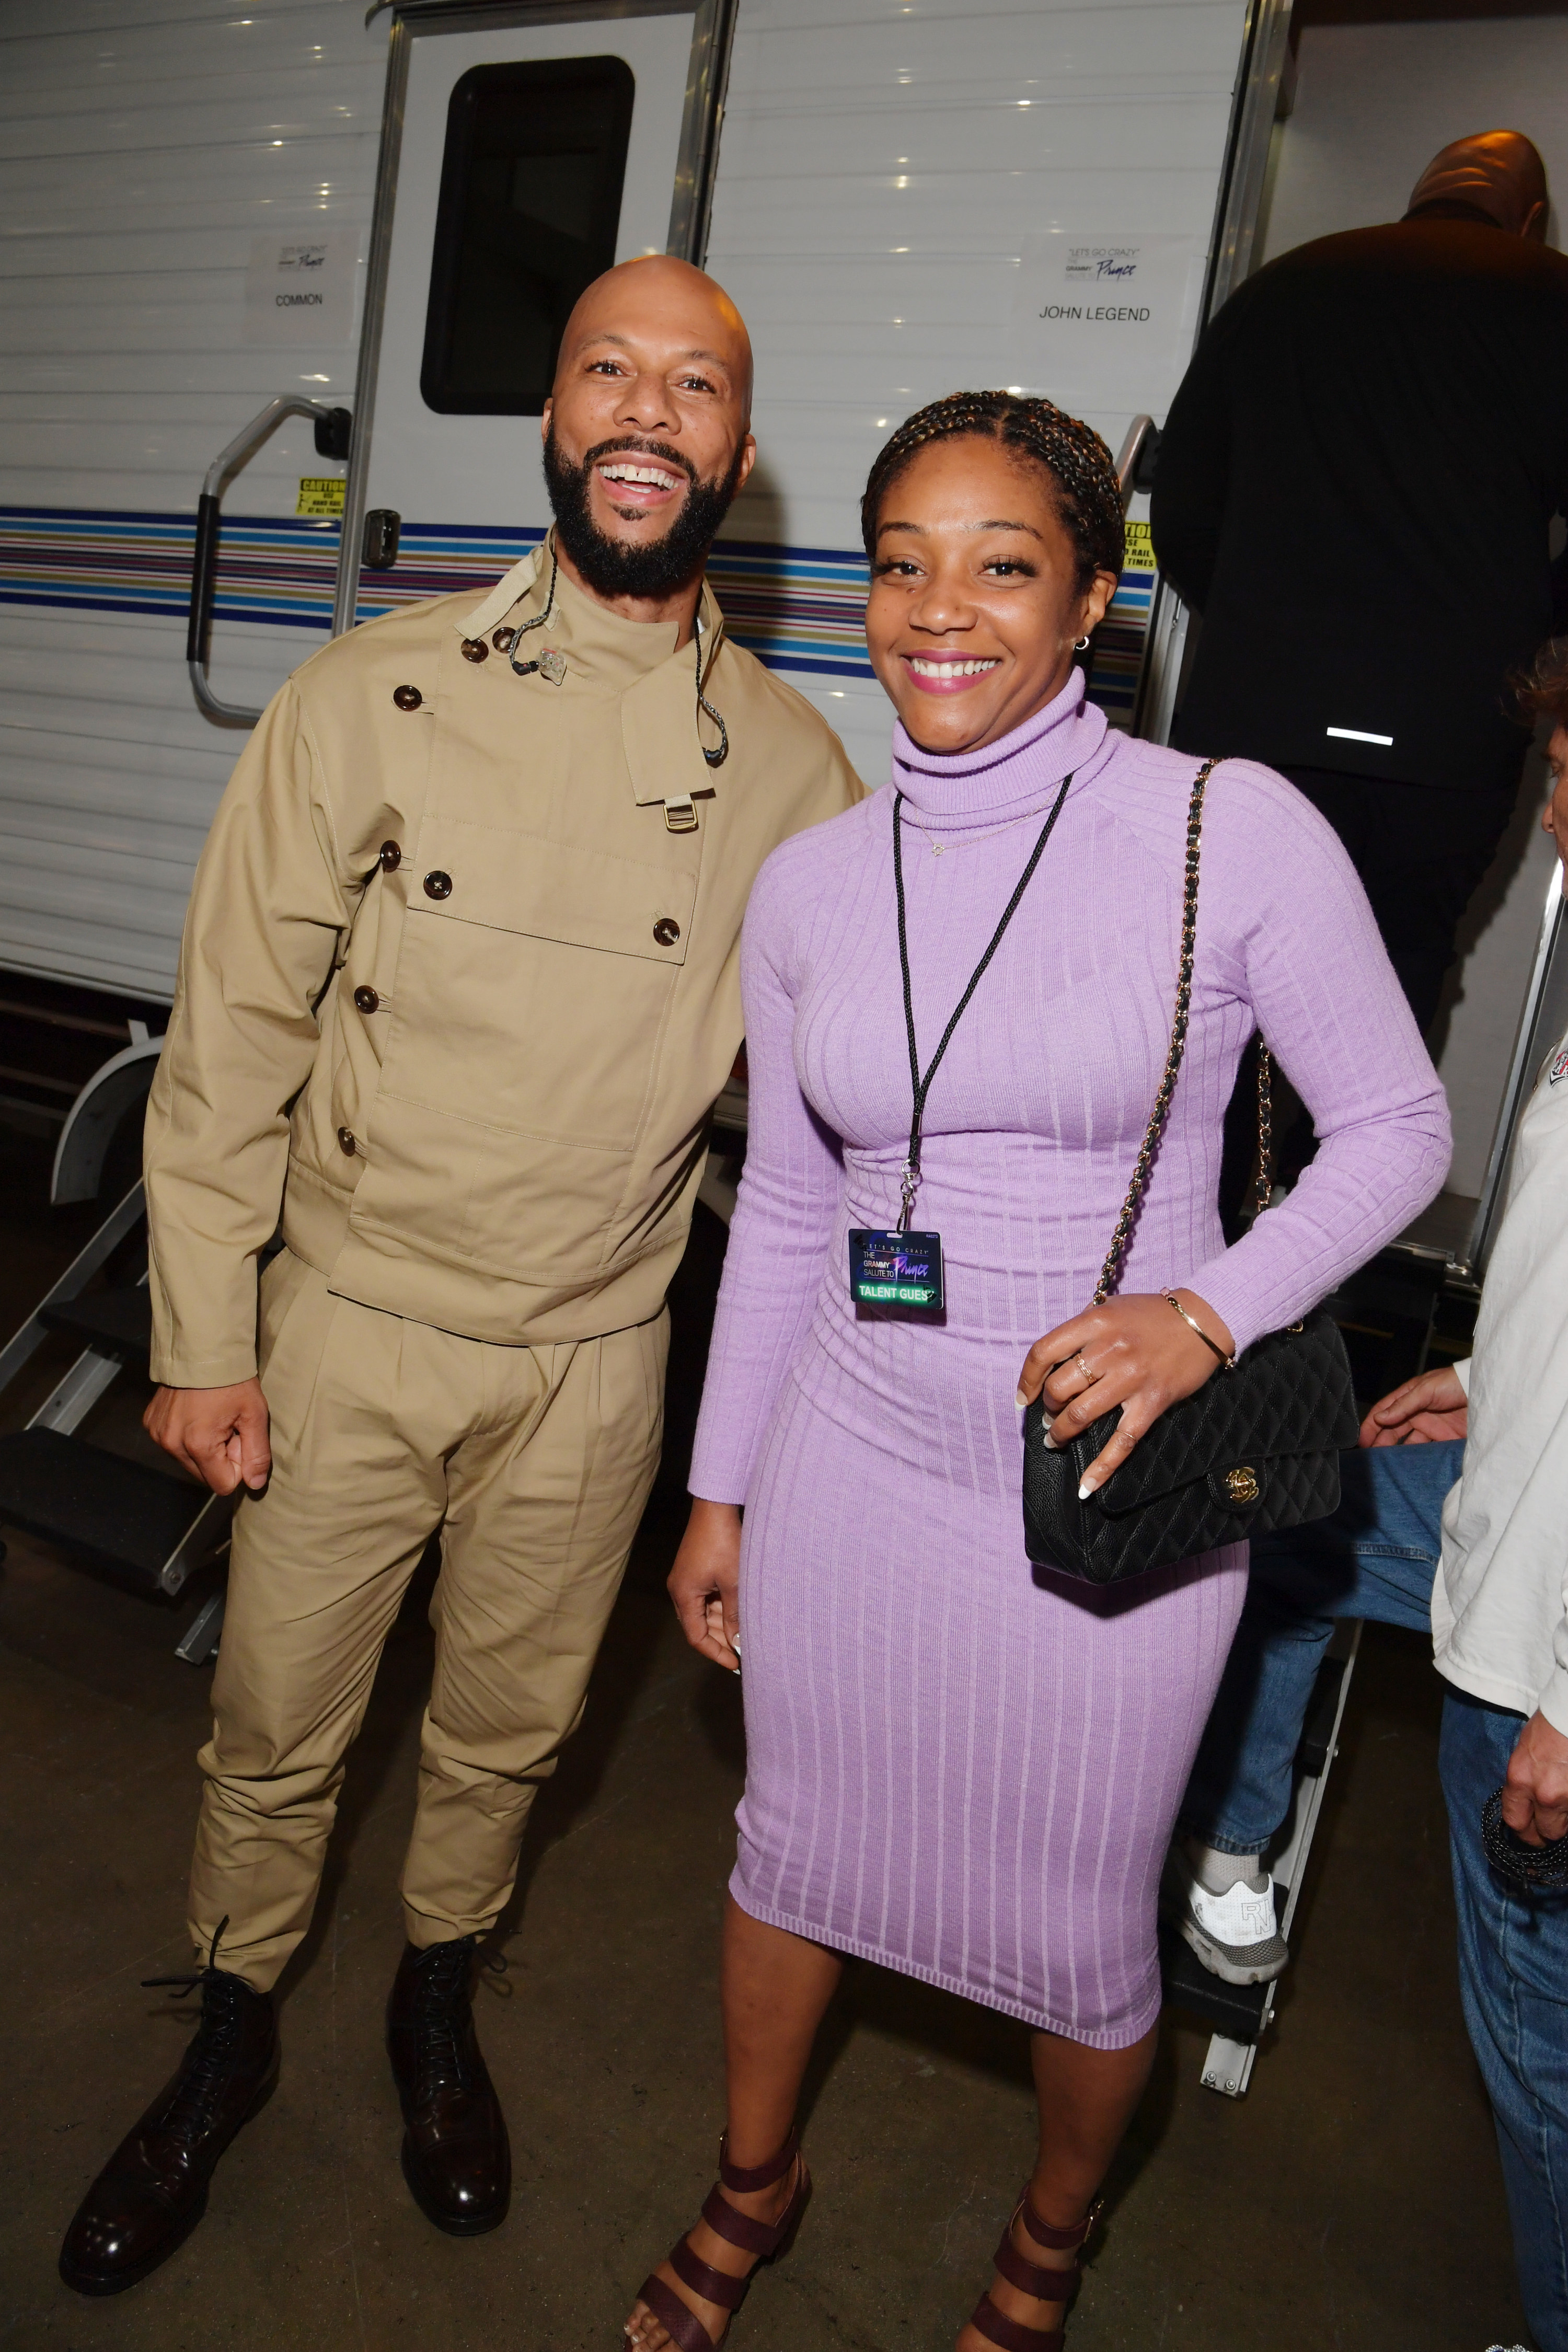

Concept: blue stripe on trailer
[[0, 507, 1155, 714]]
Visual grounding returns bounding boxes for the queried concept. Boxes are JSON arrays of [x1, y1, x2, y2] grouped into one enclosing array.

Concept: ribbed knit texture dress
[[689, 671, 1449, 2046]]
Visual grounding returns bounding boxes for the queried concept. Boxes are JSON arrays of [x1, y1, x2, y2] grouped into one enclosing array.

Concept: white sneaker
[[1161, 1844, 1289, 1986]]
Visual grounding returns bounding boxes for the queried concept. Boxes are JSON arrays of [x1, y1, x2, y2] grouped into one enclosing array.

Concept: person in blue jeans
[[1169, 657, 1568, 2352], [1175, 1436, 1465, 1975]]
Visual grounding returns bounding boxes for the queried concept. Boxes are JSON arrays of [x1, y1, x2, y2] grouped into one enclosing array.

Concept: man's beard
[[542, 428, 744, 601]]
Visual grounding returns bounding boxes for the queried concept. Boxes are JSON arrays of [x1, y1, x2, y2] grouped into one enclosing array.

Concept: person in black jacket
[[1152, 129, 1568, 1039]]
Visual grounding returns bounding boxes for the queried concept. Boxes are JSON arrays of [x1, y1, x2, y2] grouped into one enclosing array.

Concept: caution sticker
[[1123, 517, 1155, 574], [297, 477, 345, 517]]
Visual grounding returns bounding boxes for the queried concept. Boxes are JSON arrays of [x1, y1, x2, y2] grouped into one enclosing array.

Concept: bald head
[[554, 255, 753, 416], [1407, 130, 1549, 240]]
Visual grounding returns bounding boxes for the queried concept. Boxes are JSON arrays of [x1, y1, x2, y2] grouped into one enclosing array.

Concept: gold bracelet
[[1164, 1290, 1236, 1371]]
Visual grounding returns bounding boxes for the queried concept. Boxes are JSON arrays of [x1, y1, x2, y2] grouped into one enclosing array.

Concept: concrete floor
[[0, 1132, 1531, 2352]]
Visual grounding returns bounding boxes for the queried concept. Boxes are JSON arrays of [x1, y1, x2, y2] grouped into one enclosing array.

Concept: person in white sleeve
[[1170, 642, 1568, 2352]]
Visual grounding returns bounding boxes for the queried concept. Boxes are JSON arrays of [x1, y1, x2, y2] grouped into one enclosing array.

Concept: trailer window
[[421, 56, 636, 416]]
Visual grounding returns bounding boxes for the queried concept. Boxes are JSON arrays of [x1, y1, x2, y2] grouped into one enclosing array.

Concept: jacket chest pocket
[[377, 814, 702, 1153], [409, 813, 697, 965]]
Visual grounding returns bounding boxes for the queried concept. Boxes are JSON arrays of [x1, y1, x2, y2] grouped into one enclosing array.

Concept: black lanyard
[[891, 773, 1073, 1230]]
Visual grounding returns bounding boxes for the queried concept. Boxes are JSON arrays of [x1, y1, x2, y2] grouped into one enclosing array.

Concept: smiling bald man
[[59, 258, 860, 2297]]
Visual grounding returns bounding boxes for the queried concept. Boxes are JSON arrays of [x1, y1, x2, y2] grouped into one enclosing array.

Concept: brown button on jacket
[[145, 544, 863, 1387]]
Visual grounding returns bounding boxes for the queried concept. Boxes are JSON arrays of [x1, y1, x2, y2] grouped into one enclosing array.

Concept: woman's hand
[[1017, 1290, 1235, 1498], [1358, 1365, 1468, 1448], [668, 1498, 743, 1671]]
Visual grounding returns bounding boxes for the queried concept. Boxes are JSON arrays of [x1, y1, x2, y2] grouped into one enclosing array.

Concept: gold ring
[[1076, 1353, 1094, 1383]]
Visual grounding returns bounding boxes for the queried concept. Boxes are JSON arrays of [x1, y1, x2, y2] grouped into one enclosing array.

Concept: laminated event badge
[[849, 1227, 944, 1312]]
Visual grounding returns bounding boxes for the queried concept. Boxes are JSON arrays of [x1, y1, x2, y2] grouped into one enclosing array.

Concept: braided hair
[[860, 391, 1124, 589]]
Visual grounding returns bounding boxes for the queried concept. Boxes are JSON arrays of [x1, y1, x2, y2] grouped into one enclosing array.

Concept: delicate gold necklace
[[906, 805, 1040, 858]]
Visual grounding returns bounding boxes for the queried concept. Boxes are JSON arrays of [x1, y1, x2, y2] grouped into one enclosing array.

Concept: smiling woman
[[626, 394, 1452, 2352], [860, 393, 1121, 757]]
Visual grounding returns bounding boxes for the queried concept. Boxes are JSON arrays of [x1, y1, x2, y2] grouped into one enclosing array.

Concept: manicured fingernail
[[1077, 1478, 1096, 1500], [1043, 1429, 1061, 1451], [1015, 1389, 1029, 1410]]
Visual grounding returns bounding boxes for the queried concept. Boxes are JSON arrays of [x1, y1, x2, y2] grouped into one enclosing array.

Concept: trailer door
[[343, 3, 722, 624]]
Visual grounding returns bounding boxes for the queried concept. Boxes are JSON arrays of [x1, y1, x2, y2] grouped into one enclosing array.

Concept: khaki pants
[[189, 1250, 666, 1991]]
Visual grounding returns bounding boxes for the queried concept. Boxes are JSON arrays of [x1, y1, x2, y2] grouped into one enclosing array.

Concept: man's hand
[[1503, 1710, 1568, 1847], [144, 1379, 271, 1496], [668, 1498, 742, 1671], [1359, 1365, 1468, 1448]]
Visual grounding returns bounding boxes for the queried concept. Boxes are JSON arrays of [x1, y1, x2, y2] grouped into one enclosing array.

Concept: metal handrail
[[1114, 413, 1159, 508], [188, 396, 350, 725]]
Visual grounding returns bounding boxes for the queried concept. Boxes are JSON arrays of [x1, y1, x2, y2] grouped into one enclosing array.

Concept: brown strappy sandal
[[630, 2129, 811, 2352], [968, 2187, 1099, 2352]]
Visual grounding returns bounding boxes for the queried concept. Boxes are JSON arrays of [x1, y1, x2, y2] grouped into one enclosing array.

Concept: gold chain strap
[[1092, 758, 1274, 1305], [1253, 1033, 1274, 1223]]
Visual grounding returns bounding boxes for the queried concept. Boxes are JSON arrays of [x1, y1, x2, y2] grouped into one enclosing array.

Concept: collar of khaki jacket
[[458, 534, 729, 806]]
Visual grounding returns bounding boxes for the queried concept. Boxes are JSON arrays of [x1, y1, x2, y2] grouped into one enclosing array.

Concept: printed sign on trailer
[[296, 478, 347, 517], [1123, 518, 1155, 573], [243, 235, 356, 345], [1010, 231, 1209, 409]]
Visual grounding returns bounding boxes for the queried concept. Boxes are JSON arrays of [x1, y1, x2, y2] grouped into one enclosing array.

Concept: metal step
[[0, 1427, 229, 1596], [0, 1179, 236, 1636], [0, 1179, 146, 1396], [40, 1285, 153, 1363], [1160, 1918, 1273, 2042], [1162, 1628, 1361, 2096]]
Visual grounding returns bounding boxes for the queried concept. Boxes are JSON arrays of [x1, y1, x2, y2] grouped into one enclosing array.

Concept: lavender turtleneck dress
[[689, 672, 1448, 2047]]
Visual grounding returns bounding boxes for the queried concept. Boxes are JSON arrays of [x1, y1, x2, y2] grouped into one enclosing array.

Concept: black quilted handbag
[[1021, 759, 1359, 1586]]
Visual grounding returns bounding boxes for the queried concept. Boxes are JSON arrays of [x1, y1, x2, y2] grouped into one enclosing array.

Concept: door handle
[[187, 397, 354, 726], [362, 509, 401, 571]]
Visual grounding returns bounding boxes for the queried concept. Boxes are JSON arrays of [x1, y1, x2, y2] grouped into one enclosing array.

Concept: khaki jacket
[[145, 543, 862, 1387]]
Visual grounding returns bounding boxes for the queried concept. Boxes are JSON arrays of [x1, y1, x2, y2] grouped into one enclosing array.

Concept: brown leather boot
[[59, 1930, 278, 2296], [386, 1937, 510, 2235]]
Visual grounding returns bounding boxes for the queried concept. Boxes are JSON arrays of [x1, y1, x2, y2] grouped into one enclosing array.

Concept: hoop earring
[[1074, 635, 1091, 651]]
